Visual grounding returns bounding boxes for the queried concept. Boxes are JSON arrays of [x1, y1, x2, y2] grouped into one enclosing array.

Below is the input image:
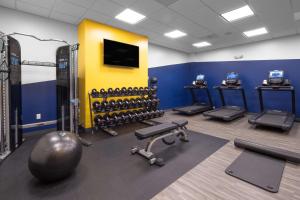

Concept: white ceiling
[[0, 0, 299, 53]]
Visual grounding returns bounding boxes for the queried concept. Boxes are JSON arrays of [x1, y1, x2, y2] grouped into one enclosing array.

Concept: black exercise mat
[[0, 129, 228, 200], [225, 150, 285, 193]]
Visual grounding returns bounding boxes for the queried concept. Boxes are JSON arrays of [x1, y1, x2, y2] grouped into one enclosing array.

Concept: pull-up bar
[[0, 32, 70, 45]]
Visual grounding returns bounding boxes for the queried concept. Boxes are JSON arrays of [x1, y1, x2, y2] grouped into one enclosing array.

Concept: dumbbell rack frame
[[88, 88, 160, 136]]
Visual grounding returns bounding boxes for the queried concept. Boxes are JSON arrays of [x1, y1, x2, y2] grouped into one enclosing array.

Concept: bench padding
[[135, 120, 188, 140]]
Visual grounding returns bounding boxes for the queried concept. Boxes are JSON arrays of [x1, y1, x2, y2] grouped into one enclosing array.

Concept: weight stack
[[56, 46, 70, 131], [8, 36, 23, 151]]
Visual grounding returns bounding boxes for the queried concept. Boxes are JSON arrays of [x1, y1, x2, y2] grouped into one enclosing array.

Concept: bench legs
[[131, 127, 189, 166]]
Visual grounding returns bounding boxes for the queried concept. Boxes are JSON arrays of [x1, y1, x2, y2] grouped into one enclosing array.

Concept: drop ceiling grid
[[0, 0, 298, 53]]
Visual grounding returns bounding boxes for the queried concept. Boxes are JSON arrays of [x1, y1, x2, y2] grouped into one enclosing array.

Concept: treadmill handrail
[[214, 85, 248, 111], [184, 85, 213, 106], [256, 85, 294, 91], [256, 85, 296, 114]]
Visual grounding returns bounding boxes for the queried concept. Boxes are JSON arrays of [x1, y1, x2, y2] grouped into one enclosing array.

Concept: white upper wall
[[0, 6, 187, 84], [148, 44, 188, 68], [0, 6, 77, 84], [189, 34, 300, 62]]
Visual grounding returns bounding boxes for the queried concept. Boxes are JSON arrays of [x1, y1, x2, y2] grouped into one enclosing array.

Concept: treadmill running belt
[[256, 113, 287, 125], [208, 108, 241, 117], [225, 150, 285, 193], [175, 105, 207, 112]]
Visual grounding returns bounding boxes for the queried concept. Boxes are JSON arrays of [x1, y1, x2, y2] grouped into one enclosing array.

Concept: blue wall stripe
[[21, 80, 57, 133], [150, 59, 300, 117]]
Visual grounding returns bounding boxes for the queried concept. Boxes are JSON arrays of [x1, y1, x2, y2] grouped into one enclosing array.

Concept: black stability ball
[[28, 131, 82, 182]]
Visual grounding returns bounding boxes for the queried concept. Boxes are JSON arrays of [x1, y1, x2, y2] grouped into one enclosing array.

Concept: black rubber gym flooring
[[0, 124, 228, 200]]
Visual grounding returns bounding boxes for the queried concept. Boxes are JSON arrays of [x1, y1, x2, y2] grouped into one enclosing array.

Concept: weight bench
[[131, 120, 189, 166]]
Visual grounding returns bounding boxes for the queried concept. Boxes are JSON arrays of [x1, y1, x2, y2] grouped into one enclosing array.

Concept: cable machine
[[0, 33, 22, 162], [0, 32, 88, 162]]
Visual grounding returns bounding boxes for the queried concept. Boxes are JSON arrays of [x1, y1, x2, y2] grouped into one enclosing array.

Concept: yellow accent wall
[[78, 19, 148, 128]]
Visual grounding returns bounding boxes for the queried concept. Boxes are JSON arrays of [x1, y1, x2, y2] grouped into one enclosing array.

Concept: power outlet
[[36, 113, 41, 120]]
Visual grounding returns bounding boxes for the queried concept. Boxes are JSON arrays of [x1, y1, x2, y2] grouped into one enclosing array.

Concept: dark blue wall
[[150, 59, 300, 117], [149, 63, 193, 110], [20, 59, 300, 133], [22, 80, 57, 133]]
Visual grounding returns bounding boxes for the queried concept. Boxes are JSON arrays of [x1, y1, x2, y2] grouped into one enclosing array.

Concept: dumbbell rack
[[88, 87, 162, 136]]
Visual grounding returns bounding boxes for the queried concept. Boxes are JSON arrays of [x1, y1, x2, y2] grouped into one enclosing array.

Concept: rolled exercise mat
[[234, 138, 300, 164], [226, 138, 300, 193]]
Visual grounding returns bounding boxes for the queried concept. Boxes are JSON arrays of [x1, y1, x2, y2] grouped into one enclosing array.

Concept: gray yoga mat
[[225, 150, 285, 193]]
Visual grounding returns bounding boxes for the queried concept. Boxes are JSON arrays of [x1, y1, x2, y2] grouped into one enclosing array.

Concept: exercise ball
[[28, 131, 82, 182]]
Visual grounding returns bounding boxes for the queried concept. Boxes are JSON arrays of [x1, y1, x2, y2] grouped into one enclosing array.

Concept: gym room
[[0, 0, 300, 199]]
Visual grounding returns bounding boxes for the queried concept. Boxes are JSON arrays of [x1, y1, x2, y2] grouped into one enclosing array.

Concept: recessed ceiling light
[[221, 5, 254, 22], [164, 30, 187, 38], [243, 27, 268, 37], [115, 8, 146, 24], [193, 41, 211, 48]]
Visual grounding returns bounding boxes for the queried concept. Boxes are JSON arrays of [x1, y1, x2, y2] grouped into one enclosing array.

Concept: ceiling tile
[[111, 0, 137, 6], [82, 10, 112, 24], [16, 1, 51, 17], [169, 0, 233, 34], [130, 0, 164, 15], [53, 0, 87, 17], [50, 11, 80, 24], [91, 0, 123, 18], [137, 19, 171, 34], [249, 0, 296, 38], [18, 0, 55, 9], [291, 0, 300, 12], [201, 0, 246, 13], [63, 0, 95, 8], [154, 0, 179, 7], [0, 0, 15, 9]]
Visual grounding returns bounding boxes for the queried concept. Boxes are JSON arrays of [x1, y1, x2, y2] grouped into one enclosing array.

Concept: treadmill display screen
[[269, 70, 283, 79], [196, 74, 205, 81], [227, 72, 239, 80]]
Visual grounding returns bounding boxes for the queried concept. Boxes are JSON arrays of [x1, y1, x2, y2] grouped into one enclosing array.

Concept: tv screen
[[104, 39, 139, 68]]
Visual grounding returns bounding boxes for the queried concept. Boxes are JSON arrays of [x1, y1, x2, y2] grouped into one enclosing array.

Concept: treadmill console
[[263, 70, 290, 86], [222, 72, 241, 86], [193, 74, 207, 86]]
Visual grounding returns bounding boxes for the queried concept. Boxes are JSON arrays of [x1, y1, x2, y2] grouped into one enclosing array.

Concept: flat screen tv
[[104, 39, 139, 68]]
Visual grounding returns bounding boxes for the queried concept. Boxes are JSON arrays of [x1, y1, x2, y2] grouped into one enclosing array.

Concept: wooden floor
[[152, 111, 300, 200]]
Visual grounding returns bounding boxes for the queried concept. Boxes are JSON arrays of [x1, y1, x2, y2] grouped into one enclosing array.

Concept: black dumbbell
[[149, 111, 156, 119], [107, 88, 114, 96], [138, 87, 144, 95], [123, 98, 130, 109], [110, 113, 120, 126], [133, 87, 139, 95], [93, 101, 101, 111], [127, 87, 133, 95], [158, 110, 164, 117], [95, 115, 107, 127], [114, 88, 120, 96], [109, 100, 116, 111], [104, 114, 116, 127], [101, 101, 109, 111], [116, 99, 123, 110], [150, 93, 157, 99], [145, 98, 152, 107], [121, 87, 127, 95], [135, 110, 144, 121], [119, 112, 129, 124], [150, 77, 158, 85], [91, 89, 99, 98], [135, 98, 142, 107], [129, 98, 137, 108], [99, 89, 107, 97]]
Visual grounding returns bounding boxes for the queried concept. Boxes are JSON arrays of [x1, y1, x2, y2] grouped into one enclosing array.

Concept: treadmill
[[173, 74, 213, 115], [248, 70, 295, 131], [203, 72, 248, 121]]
